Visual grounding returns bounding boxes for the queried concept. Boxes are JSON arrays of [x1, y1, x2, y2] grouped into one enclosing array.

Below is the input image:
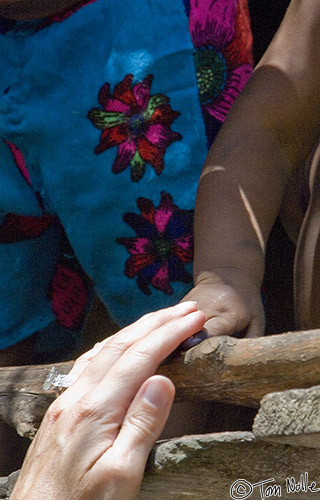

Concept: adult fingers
[[57, 301, 202, 410], [116, 375, 175, 459], [68, 337, 111, 380], [88, 376, 175, 500], [88, 308, 204, 416], [48, 308, 204, 477], [70, 301, 199, 377]]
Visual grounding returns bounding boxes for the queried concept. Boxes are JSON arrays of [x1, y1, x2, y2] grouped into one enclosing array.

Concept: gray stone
[[4, 432, 320, 499], [7, 470, 20, 497], [253, 385, 320, 447], [139, 431, 320, 499], [0, 476, 8, 498]]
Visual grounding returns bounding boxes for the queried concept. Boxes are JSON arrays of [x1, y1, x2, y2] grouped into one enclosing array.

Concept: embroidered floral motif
[[194, 47, 227, 105], [88, 74, 182, 181], [117, 192, 193, 295], [3, 141, 89, 330], [0, 213, 55, 243], [48, 259, 89, 330], [49, 264, 88, 329], [47, 226, 90, 331], [189, 0, 253, 144], [0, 141, 56, 242]]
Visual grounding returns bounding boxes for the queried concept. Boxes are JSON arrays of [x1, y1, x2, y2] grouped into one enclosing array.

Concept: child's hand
[[183, 269, 265, 339]]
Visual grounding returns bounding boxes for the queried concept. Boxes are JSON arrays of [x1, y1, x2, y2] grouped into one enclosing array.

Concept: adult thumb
[[112, 375, 175, 475]]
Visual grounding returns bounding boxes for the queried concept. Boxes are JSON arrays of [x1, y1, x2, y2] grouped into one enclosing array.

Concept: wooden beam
[[2, 329, 320, 436], [0, 362, 70, 438], [158, 328, 320, 407]]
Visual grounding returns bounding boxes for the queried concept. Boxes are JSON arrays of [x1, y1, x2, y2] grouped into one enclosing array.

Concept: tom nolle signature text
[[230, 473, 320, 499]]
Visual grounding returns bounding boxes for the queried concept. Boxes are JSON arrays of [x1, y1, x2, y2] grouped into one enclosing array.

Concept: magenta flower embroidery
[[189, 0, 253, 127], [117, 192, 193, 295], [88, 74, 182, 181], [3, 141, 89, 330], [0, 141, 56, 242]]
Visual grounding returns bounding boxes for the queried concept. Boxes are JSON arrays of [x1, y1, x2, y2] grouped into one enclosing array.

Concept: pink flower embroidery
[[88, 74, 182, 181], [190, 0, 253, 123], [117, 192, 193, 295]]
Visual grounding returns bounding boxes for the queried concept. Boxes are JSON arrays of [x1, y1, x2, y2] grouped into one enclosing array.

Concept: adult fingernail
[[143, 378, 170, 408]]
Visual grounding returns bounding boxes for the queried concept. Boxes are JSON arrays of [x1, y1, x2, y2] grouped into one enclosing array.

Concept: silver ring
[[43, 367, 76, 392]]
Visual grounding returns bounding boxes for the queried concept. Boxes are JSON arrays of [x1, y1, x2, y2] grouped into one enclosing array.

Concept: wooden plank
[[158, 329, 320, 406], [0, 362, 70, 438], [2, 329, 320, 436]]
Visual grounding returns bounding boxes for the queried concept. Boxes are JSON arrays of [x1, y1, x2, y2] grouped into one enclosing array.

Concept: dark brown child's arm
[[185, 0, 320, 337]]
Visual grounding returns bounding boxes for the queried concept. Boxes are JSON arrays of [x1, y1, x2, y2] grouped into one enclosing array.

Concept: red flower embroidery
[[0, 213, 55, 243], [88, 74, 182, 181], [3, 141, 89, 331], [0, 141, 56, 242], [49, 263, 88, 330], [117, 192, 193, 295], [48, 228, 90, 331], [190, 0, 253, 123]]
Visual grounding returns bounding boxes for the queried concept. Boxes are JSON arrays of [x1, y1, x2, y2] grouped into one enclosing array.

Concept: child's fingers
[[203, 315, 241, 337], [204, 313, 264, 338]]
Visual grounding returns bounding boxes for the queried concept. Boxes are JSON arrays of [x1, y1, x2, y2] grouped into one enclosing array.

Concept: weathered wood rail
[[1, 329, 320, 438], [3, 330, 320, 498]]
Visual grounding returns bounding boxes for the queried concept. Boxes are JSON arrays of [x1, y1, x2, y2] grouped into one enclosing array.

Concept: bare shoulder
[[252, 0, 320, 166], [258, 0, 320, 96]]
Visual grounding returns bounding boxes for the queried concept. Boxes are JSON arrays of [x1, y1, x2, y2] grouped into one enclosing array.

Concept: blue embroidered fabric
[[0, 0, 252, 353]]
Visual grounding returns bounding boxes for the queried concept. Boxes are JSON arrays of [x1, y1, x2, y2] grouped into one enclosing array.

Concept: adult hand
[[11, 301, 205, 500], [183, 270, 265, 338]]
